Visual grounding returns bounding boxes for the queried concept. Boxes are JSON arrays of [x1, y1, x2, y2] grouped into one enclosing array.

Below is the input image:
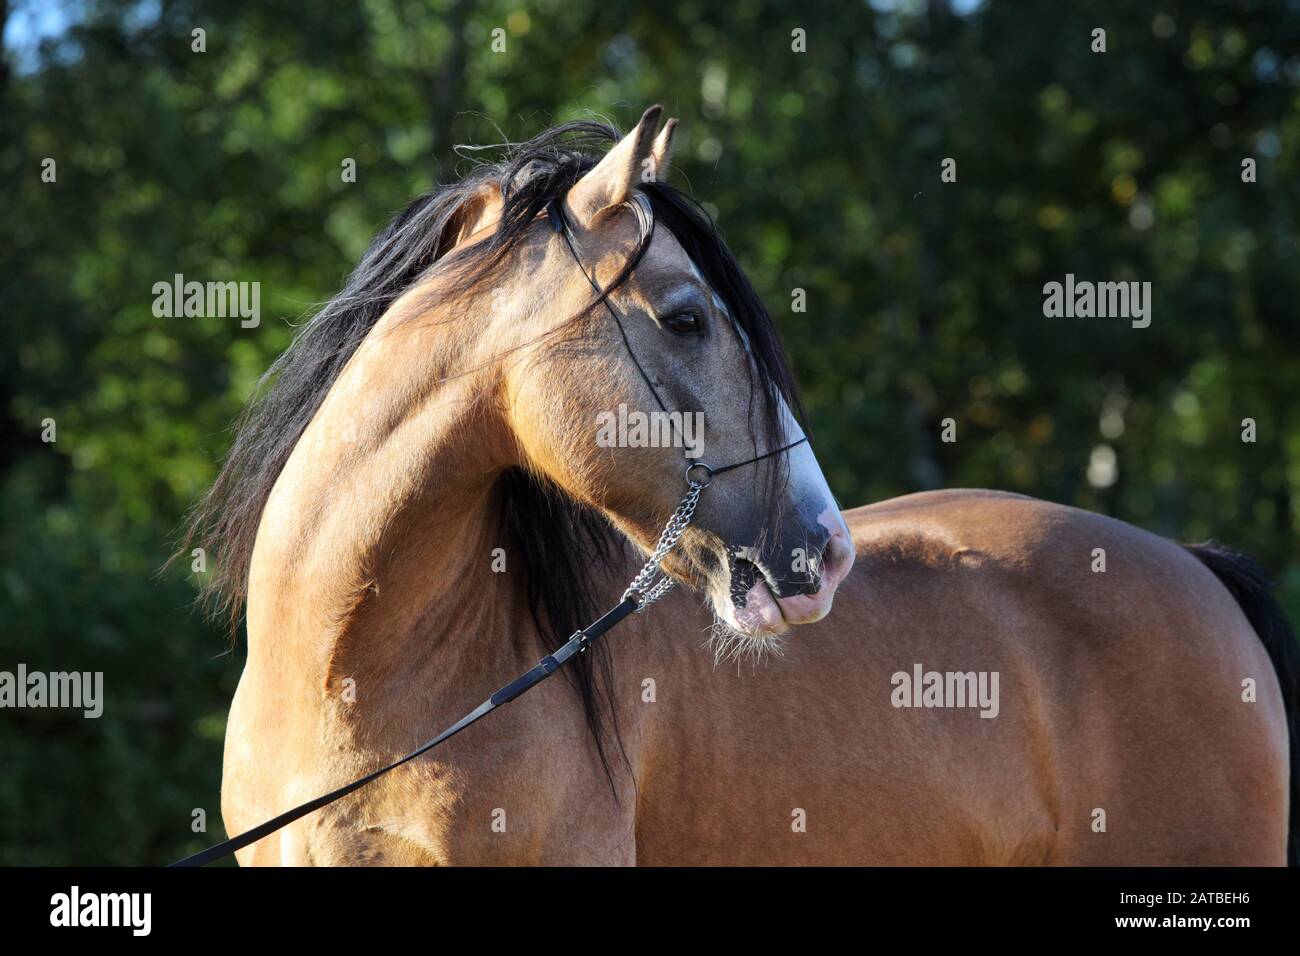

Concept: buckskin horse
[[184, 107, 1297, 865]]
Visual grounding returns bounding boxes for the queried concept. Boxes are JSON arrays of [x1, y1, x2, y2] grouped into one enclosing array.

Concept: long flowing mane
[[178, 118, 804, 775]]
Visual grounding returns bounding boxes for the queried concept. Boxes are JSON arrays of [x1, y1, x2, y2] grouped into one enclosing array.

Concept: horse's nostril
[[820, 540, 842, 581], [819, 531, 852, 591]]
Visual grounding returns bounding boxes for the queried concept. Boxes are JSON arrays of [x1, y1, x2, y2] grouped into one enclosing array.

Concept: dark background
[[2, 0, 1297, 864]]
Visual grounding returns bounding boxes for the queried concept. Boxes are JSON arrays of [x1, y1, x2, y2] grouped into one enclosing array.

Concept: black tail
[[1186, 542, 1299, 866]]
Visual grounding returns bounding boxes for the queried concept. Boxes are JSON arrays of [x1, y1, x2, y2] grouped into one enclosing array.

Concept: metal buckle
[[685, 461, 714, 489]]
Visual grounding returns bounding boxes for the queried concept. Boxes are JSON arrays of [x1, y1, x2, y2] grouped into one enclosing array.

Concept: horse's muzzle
[[728, 525, 854, 635]]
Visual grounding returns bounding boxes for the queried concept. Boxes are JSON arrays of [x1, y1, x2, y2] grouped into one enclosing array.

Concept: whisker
[[703, 616, 787, 673]]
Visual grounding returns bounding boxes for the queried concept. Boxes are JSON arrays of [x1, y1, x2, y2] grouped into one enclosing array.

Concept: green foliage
[[2, 0, 1297, 863]]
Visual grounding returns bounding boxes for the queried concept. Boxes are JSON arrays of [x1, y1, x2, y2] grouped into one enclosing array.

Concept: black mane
[[178, 118, 803, 779]]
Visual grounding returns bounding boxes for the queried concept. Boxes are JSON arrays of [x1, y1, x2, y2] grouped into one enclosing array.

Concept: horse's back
[[830, 489, 1289, 864]]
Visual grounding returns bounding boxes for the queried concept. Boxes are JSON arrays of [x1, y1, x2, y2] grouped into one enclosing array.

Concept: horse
[[185, 107, 1297, 865]]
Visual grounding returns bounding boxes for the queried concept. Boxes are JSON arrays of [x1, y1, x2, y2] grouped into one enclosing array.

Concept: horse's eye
[[664, 311, 704, 336]]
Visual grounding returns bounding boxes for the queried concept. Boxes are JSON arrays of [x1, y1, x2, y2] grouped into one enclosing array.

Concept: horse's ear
[[437, 185, 503, 257], [649, 117, 677, 183], [565, 105, 664, 229]]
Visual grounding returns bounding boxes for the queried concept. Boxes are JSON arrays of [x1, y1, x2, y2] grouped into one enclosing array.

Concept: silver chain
[[621, 476, 706, 611]]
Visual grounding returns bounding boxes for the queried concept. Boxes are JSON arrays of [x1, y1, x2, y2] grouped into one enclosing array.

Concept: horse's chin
[[703, 576, 792, 644]]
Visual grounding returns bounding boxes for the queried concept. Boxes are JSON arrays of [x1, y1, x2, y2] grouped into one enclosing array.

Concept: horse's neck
[[246, 308, 520, 688]]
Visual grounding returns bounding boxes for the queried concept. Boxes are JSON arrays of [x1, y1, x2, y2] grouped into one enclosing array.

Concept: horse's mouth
[[720, 532, 852, 637], [726, 557, 791, 637], [729, 555, 773, 607]]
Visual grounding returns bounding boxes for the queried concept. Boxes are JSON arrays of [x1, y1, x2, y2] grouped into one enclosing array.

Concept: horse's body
[[204, 110, 1294, 866], [224, 486, 1288, 865]]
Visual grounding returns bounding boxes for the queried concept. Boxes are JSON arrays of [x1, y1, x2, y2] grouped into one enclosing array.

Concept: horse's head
[[494, 108, 853, 641]]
